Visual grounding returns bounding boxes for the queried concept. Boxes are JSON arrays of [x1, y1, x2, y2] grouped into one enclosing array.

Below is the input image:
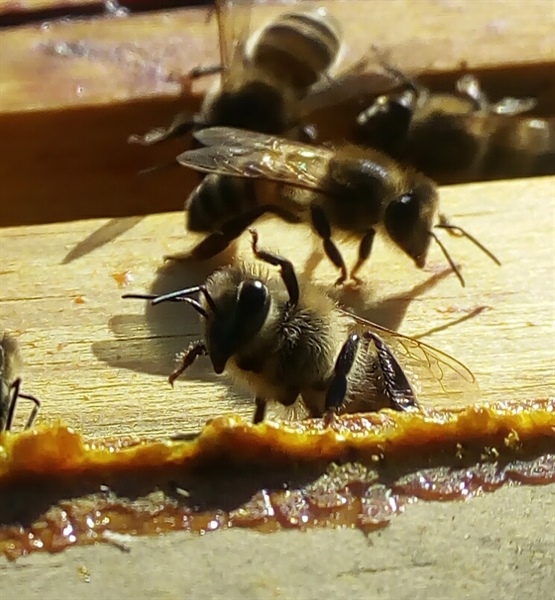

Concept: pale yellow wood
[[0, 176, 554, 439], [1, 1, 553, 113]]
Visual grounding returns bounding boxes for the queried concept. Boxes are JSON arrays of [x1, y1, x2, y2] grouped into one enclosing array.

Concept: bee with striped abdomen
[[176, 126, 501, 287]]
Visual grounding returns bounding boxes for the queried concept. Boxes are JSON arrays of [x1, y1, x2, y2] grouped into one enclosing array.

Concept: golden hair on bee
[[124, 230, 478, 426], [177, 126, 501, 288]]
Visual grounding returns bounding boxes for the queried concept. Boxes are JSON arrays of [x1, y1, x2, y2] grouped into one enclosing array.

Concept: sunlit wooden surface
[[1, 176, 553, 439]]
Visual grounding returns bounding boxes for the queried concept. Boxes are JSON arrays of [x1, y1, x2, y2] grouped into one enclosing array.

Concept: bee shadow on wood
[[91, 246, 237, 384], [332, 267, 455, 333]]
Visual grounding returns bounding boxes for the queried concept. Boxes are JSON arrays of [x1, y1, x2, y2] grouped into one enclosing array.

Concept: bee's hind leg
[[349, 229, 376, 286], [323, 333, 361, 426], [309, 205, 348, 286], [182, 207, 273, 262], [362, 331, 418, 412]]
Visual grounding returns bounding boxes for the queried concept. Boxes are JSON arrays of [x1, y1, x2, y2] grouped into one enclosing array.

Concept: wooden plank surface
[[1, 176, 553, 440], [2, 1, 554, 113]]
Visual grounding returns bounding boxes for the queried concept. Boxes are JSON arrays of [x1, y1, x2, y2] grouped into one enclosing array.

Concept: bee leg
[[128, 111, 198, 146], [310, 205, 348, 286], [362, 332, 418, 411], [253, 397, 267, 424], [350, 229, 376, 285], [324, 333, 361, 424], [189, 64, 223, 79], [249, 229, 300, 307], [186, 207, 272, 261], [5, 378, 21, 431], [169, 340, 208, 386], [17, 390, 41, 430]]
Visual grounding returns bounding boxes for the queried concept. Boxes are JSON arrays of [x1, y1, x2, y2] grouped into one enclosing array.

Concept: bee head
[[384, 172, 439, 267], [202, 269, 271, 374], [355, 90, 416, 153]]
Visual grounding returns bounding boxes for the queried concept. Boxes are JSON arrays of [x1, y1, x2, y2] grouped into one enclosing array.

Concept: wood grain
[[1, 176, 553, 440], [2, 0, 554, 113]]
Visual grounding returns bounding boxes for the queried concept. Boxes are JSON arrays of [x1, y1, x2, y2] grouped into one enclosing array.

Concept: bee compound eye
[[384, 191, 422, 243], [237, 280, 270, 316], [393, 192, 419, 219]]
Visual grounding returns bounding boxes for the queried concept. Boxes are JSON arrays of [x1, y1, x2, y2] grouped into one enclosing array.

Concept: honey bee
[[124, 230, 477, 424], [128, 0, 343, 146], [175, 126, 501, 287], [0, 333, 41, 432], [354, 53, 553, 181]]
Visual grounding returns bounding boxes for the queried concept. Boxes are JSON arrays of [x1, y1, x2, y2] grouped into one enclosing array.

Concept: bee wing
[[336, 308, 479, 407], [193, 126, 324, 151], [217, 0, 253, 74], [178, 127, 334, 191]]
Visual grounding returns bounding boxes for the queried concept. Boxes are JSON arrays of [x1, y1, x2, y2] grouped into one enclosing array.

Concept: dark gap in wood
[[0, 61, 553, 227]]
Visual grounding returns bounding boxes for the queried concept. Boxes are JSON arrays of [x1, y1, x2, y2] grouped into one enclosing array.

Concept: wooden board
[[1, 1, 554, 227], [1, 176, 553, 440], [2, 1, 554, 113]]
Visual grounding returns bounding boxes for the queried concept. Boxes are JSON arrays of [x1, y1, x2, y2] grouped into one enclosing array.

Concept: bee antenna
[[122, 293, 158, 300], [137, 162, 179, 176], [124, 285, 217, 316], [174, 297, 210, 319], [428, 231, 466, 288], [435, 220, 502, 266], [122, 291, 210, 318], [200, 289, 218, 315], [370, 44, 421, 94], [150, 286, 205, 305]]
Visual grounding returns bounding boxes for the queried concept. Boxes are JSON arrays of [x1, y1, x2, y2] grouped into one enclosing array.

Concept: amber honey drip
[[1, 399, 554, 561]]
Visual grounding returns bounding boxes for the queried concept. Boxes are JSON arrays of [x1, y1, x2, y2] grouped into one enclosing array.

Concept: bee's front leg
[[169, 340, 208, 386], [323, 333, 361, 425], [249, 229, 300, 307]]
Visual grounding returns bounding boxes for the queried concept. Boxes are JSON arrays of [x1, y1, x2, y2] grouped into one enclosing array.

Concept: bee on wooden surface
[[124, 230, 477, 424], [0, 333, 41, 433], [353, 53, 553, 181], [129, 0, 343, 146], [175, 126, 501, 287]]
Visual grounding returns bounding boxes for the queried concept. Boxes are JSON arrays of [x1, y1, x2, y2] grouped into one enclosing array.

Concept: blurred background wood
[[0, 176, 553, 440], [0, 0, 554, 226]]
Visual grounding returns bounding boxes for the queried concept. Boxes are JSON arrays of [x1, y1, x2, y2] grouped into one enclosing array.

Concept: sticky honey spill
[[1, 399, 554, 560]]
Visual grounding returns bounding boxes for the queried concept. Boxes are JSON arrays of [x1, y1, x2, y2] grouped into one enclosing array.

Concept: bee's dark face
[[384, 173, 439, 267], [203, 277, 271, 374], [355, 89, 417, 155]]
